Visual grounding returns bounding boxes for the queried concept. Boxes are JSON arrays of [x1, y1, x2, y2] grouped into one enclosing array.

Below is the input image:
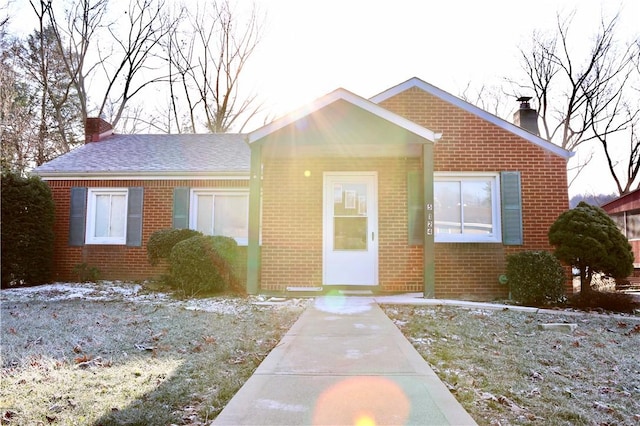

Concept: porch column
[[247, 142, 262, 294], [423, 143, 435, 298]]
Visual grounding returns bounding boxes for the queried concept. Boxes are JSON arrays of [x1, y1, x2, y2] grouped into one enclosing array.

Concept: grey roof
[[34, 133, 250, 177]]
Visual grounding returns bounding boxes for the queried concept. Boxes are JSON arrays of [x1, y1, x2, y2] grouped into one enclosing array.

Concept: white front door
[[323, 172, 378, 285]]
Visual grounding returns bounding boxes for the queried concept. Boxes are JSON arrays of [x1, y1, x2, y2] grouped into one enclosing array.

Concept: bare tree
[[46, 0, 108, 128], [165, 0, 264, 133], [95, 0, 170, 127], [45, 0, 169, 131], [512, 11, 639, 190], [0, 1, 9, 30], [0, 2, 77, 173], [0, 17, 34, 174], [587, 71, 639, 195], [24, 2, 82, 162], [459, 83, 512, 119], [27, 0, 52, 165]]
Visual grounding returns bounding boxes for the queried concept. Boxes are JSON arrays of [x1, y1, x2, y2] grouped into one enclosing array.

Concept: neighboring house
[[34, 77, 572, 299], [601, 189, 640, 269]]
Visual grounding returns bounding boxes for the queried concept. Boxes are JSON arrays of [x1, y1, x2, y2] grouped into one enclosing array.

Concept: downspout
[[247, 140, 262, 294], [423, 134, 440, 298]]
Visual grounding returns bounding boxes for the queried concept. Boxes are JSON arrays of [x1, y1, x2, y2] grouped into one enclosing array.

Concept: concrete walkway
[[213, 296, 477, 425]]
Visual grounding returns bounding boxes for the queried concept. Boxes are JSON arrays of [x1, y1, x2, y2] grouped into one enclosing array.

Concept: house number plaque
[[426, 203, 434, 236]]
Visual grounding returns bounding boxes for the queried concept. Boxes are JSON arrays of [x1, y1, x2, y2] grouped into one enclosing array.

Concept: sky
[[241, 0, 639, 197], [7, 0, 640, 196]]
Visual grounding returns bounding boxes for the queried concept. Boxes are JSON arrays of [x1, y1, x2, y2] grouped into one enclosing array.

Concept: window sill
[[85, 241, 127, 245], [435, 237, 501, 244]]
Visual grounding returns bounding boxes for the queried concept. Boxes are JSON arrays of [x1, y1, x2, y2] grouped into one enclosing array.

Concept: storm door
[[323, 172, 378, 285]]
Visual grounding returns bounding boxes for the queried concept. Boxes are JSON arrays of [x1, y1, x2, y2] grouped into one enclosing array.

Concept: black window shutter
[[69, 187, 87, 246], [407, 171, 424, 245], [126, 187, 144, 246], [173, 187, 190, 229], [501, 171, 523, 245]]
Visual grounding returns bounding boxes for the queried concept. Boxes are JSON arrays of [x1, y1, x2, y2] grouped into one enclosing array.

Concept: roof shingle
[[34, 133, 250, 176]]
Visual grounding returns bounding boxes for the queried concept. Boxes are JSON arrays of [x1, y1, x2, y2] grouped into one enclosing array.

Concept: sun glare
[[312, 376, 410, 425], [355, 413, 376, 426]]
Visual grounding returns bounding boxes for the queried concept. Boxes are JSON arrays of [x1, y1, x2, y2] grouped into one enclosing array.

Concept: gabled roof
[[248, 87, 442, 144], [33, 133, 250, 179], [370, 77, 573, 160], [601, 188, 640, 214]]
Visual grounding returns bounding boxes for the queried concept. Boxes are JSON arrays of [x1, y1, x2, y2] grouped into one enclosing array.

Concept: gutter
[[32, 171, 251, 181]]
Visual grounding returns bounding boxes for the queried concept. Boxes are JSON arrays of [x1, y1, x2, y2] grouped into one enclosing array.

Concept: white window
[[190, 190, 249, 245], [434, 173, 501, 243], [86, 188, 128, 245]]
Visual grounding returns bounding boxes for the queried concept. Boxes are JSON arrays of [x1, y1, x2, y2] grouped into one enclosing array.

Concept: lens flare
[[313, 292, 373, 314], [312, 376, 410, 425], [355, 413, 376, 426]]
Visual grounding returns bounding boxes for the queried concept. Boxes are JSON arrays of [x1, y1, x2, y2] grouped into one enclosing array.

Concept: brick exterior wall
[[379, 87, 570, 298], [259, 87, 569, 299], [259, 157, 424, 293], [44, 85, 570, 299], [46, 179, 247, 282]]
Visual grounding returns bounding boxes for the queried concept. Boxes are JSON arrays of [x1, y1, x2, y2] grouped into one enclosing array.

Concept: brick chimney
[[513, 97, 539, 136], [85, 117, 114, 143]]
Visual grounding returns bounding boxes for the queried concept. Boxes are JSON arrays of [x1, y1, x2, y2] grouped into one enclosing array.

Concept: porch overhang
[[248, 89, 441, 158], [246, 87, 440, 297]]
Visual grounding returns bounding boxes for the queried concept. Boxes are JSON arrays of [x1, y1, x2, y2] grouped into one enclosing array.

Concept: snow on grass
[[1, 281, 308, 425], [0, 281, 309, 315], [383, 304, 640, 425]]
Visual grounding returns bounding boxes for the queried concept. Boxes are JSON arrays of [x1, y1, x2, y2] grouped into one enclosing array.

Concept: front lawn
[[0, 283, 307, 425], [382, 304, 640, 425], [3, 282, 639, 425]]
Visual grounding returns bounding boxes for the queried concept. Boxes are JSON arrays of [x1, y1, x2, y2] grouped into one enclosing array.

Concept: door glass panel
[[333, 183, 367, 250]]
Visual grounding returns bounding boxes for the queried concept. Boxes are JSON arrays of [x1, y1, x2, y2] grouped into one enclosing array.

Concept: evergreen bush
[[1, 171, 55, 287], [147, 228, 202, 266], [169, 235, 240, 295], [506, 250, 566, 305], [549, 201, 634, 294]]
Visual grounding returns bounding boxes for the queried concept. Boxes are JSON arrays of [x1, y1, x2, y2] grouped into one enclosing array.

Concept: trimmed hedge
[[507, 250, 566, 306], [147, 228, 202, 266], [1, 171, 55, 287], [169, 235, 240, 295]]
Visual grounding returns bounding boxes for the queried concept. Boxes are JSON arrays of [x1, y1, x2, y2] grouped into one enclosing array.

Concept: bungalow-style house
[[34, 77, 572, 299], [601, 189, 640, 270]]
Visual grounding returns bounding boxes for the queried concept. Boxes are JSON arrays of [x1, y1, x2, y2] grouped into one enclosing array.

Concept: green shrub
[[169, 235, 240, 295], [506, 250, 566, 306], [549, 201, 634, 294], [1, 171, 55, 287], [147, 228, 202, 266]]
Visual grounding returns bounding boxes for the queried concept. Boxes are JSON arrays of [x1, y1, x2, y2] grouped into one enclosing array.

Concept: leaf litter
[[1, 282, 309, 425], [383, 304, 640, 425]]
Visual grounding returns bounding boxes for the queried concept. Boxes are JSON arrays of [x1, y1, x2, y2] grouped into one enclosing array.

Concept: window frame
[[611, 210, 640, 241], [189, 188, 250, 245], [434, 172, 502, 243], [85, 188, 129, 245]]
